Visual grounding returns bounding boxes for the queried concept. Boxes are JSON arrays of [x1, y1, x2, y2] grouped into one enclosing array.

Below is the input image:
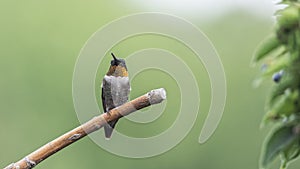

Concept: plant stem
[[280, 160, 288, 169], [4, 88, 166, 169]]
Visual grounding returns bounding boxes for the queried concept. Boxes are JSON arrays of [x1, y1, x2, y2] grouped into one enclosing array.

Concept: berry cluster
[[254, 1, 300, 168]]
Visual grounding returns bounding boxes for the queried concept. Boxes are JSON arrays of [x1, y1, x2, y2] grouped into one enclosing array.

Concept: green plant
[[254, 0, 300, 169]]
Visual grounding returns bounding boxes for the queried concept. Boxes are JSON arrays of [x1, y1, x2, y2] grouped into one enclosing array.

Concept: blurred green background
[[1, 1, 299, 169]]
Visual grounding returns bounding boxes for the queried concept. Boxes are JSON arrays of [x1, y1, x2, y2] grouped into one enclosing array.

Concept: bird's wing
[[101, 77, 118, 139], [101, 87, 107, 112]]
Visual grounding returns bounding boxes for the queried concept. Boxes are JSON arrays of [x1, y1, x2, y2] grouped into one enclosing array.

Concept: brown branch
[[4, 88, 166, 169]]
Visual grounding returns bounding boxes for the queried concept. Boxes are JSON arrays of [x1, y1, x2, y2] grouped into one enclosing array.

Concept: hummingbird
[[101, 53, 130, 139]]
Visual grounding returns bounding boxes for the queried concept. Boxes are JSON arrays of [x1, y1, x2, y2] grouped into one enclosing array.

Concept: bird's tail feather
[[104, 119, 119, 139]]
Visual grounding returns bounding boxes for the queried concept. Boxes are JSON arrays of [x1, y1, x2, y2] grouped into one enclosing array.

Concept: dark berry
[[272, 70, 284, 83]]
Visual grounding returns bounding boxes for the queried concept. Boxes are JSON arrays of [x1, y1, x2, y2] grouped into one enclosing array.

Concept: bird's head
[[107, 53, 128, 77]]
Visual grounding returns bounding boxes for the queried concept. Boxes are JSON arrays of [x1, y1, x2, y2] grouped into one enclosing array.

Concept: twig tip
[[148, 88, 167, 104]]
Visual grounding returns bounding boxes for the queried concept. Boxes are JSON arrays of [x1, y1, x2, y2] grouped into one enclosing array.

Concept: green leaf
[[264, 89, 299, 122], [277, 6, 299, 29], [261, 124, 298, 168], [261, 54, 290, 77], [268, 78, 293, 106], [254, 35, 282, 62], [282, 139, 300, 162], [280, 126, 300, 169]]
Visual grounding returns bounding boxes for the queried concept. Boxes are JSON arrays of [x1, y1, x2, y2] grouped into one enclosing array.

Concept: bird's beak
[[111, 53, 118, 61]]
